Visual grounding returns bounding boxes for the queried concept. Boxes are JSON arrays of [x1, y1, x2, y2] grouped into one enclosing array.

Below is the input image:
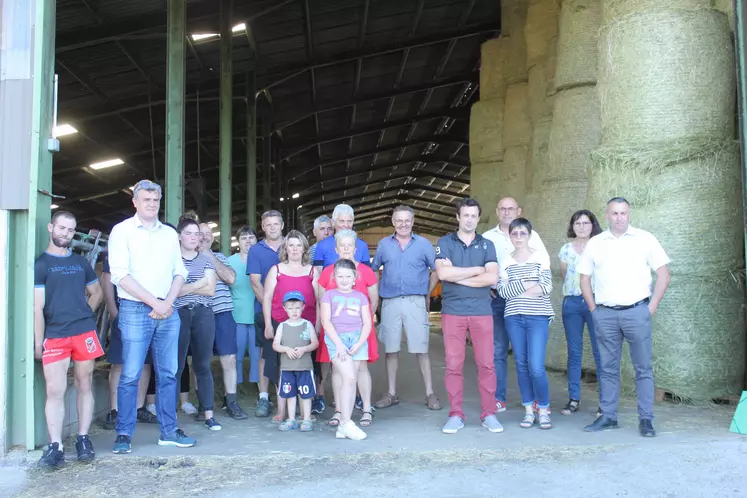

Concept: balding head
[[497, 197, 522, 229]]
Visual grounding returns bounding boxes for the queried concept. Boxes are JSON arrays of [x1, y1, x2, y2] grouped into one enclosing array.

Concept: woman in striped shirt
[[173, 215, 220, 431], [498, 218, 554, 430]]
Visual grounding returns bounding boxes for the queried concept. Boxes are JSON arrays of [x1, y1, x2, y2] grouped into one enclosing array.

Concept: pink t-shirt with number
[[321, 289, 369, 334]]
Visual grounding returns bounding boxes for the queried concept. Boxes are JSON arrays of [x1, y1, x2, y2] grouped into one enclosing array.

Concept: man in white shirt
[[482, 197, 548, 412], [578, 197, 671, 437], [107, 180, 195, 454]]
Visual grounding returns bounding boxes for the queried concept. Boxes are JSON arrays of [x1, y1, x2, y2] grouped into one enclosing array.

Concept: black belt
[[600, 298, 649, 311]]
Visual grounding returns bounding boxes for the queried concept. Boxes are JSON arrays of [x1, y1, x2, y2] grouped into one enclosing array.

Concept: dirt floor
[[4, 323, 747, 497]]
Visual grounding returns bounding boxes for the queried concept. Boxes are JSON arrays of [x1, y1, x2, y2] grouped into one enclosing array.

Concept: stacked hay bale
[[530, 0, 602, 374], [587, 1, 744, 401]]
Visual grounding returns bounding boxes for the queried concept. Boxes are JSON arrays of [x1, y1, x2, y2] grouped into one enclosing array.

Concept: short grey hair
[[313, 215, 332, 230], [392, 205, 414, 218], [334, 229, 357, 243], [261, 210, 283, 222], [132, 179, 162, 200], [332, 204, 354, 221]]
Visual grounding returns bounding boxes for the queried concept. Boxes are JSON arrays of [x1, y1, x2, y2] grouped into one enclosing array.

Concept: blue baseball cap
[[282, 291, 305, 304]]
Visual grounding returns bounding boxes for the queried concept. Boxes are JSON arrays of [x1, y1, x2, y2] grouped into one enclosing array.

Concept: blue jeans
[[505, 314, 551, 408], [236, 324, 260, 384], [116, 300, 180, 438], [562, 296, 601, 401], [491, 296, 509, 403]]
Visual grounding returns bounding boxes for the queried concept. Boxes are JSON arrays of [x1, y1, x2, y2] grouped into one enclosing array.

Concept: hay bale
[[503, 83, 532, 148], [712, 0, 735, 29], [502, 0, 529, 84], [470, 160, 503, 232], [598, 8, 735, 149], [528, 62, 555, 124], [469, 99, 505, 163], [602, 0, 712, 23], [546, 86, 601, 182], [554, 0, 602, 91], [533, 179, 588, 272], [501, 146, 529, 205], [528, 116, 553, 192], [619, 275, 746, 401], [525, 0, 560, 70], [480, 38, 507, 101]]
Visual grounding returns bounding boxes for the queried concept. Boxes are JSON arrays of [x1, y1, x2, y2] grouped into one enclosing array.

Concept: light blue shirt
[[372, 234, 435, 299]]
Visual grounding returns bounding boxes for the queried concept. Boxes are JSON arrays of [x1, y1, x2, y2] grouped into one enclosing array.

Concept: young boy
[[272, 291, 319, 432]]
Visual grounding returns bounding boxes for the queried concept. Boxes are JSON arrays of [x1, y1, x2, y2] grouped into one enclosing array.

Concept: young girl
[[320, 259, 372, 441]]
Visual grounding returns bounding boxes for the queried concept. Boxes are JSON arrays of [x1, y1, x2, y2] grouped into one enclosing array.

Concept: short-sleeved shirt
[[371, 234, 436, 298], [228, 253, 255, 324], [102, 257, 119, 309], [321, 289, 369, 334], [309, 242, 319, 264], [558, 242, 585, 297], [174, 253, 215, 308], [34, 251, 99, 339], [435, 232, 498, 316], [577, 226, 670, 307], [211, 251, 234, 314], [313, 235, 371, 268], [246, 239, 282, 311]]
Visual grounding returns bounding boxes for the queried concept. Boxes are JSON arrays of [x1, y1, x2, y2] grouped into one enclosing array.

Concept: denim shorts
[[325, 331, 369, 361]]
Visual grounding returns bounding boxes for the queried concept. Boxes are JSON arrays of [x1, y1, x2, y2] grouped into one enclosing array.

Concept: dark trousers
[[177, 305, 216, 411], [255, 311, 280, 386], [593, 304, 654, 421]]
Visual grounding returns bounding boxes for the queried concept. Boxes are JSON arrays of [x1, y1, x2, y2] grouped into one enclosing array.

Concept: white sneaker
[[442, 416, 465, 434], [335, 421, 367, 440], [181, 402, 198, 415], [146, 403, 157, 416]]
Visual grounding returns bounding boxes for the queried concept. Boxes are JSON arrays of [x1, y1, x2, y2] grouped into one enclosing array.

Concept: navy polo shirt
[[435, 232, 498, 316], [246, 239, 281, 311], [312, 234, 371, 268], [372, 234, 435, 298]]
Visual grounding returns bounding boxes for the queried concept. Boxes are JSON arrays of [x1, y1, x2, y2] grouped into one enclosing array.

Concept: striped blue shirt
[[498, 251, 554, 318], [211, 251, 234, 314]]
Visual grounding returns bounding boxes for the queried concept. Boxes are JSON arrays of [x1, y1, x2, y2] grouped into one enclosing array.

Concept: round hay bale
[[470, 160, 503, 231], [528, 62, 555, 124], [503, 83, 532, 148], [712, 0, 735, 29], [554, 0, 602, 91], [619, 275, 746, 401], [525, 0, 560, 70], [528, 116, 553, 192], [598, 8, 735, 149], [502, 0, 529, 84], [480, 38, 508, 101], [602, 0, 712, 23], [546, 86, 601, 182], [469, 99, 505, 164], [501, 146, 529, 205]]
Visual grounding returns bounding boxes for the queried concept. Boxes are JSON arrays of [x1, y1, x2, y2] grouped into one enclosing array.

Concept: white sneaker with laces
[[482, 414, 504, 433], [442, 416, 465, 434], [146, 403, 157, 416], [181, 402, 198, 415], [335, 421, 367, 440]]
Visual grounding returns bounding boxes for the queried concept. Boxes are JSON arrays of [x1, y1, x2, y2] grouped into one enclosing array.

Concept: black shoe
[[137, 407, 158, 424], [102, 409, 117, 430], [195, 405, 207, 421], [39, 443, 65, 469], [639, 419, 656, 437], [584, 415, 619, 432], [112, 434, 132, 454], [75, 435, 95, 462], [224, 399, 248, 420]]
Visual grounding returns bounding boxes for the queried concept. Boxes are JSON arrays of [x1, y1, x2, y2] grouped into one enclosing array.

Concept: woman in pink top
[[263, 230, 320, 421]]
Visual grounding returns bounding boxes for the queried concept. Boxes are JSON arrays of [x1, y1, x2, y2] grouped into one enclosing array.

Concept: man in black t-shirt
[[34, 211, 103, 468]]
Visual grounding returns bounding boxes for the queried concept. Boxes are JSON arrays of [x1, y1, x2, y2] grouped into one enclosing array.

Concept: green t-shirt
[[228, 253, 255, 324]]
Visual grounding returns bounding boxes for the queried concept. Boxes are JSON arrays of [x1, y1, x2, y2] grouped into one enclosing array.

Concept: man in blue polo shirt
[[247, 210, 285, 417], [313, 203, 371, 269], [435, 198, 502, 435], [371, 205, 441, 411]]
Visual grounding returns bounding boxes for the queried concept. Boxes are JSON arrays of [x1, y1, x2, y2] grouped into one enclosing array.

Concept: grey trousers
[[592, 304, 654, 421]]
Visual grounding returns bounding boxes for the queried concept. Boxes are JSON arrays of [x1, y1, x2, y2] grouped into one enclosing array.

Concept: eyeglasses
[[499, 207, 518, 213], [573, 221, 592, 227]]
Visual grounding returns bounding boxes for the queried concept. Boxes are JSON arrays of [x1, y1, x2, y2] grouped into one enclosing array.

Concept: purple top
[[321, 289, 369, 334]]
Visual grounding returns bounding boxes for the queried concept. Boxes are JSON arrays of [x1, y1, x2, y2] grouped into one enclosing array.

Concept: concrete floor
[[5, 322, 747, 497]]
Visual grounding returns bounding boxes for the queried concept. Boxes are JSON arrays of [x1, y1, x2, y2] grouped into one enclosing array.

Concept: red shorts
[[42, 330, 104, 365]]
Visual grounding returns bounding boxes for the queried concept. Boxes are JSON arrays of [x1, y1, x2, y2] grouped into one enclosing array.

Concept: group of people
[[33, 177, 671, 468]]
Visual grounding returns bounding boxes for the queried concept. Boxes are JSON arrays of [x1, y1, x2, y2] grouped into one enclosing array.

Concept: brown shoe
[[425, 393, 442, 410], [374, 393, 399, 409]]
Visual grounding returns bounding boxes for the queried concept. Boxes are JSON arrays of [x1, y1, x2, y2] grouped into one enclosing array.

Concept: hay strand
[[469, 99, 505, 163], [554, 0, 602, 91], [598, 8, 735, 149]]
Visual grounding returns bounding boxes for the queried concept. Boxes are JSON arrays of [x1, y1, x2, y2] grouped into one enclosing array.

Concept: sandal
[[425, 393, 443, 410], [539, 413, 552, 430], [560, 399, 580, 416], [374, 393, 399, 409], [271, 413, 284, 423], [300, 420, 314, 432], [327, 411, 342, 427], [360, 411, 373, 427], [520, 413, 536, 429]]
